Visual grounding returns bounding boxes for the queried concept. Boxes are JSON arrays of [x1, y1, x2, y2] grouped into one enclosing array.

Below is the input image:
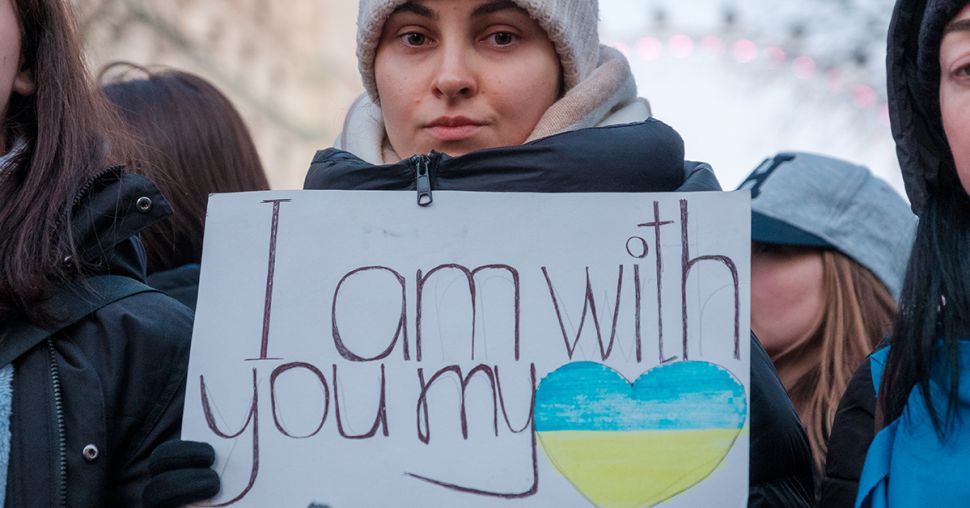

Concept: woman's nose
[[431, 46, 478, 100]]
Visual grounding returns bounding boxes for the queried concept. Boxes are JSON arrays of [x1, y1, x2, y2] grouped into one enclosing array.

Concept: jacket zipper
[[47, 339, 68, 507], [411, 154, 434, 207], [52, 164, 126, 235], [70, 164, 126, 211]]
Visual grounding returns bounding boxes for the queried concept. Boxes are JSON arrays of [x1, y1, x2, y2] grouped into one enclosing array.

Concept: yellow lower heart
[[538, 428, 744, 508], [534, 362, 747, 507]]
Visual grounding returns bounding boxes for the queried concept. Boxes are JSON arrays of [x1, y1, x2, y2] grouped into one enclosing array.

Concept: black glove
[[143, 440, 221, 508]]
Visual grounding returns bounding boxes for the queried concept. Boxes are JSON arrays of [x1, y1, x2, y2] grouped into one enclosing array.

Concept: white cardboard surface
[[182, 190, 751, 507]]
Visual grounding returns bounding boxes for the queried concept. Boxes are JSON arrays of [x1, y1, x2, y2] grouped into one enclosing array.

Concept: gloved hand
[[143, 440, 221, 508]]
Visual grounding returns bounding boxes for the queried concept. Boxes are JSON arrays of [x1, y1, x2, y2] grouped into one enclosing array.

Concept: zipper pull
[[411, 154, 433, 207]]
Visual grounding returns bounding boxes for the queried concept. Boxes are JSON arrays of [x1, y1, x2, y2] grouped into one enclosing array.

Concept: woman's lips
[[424, 117, 484, 142], [425, 124, 482, 141]]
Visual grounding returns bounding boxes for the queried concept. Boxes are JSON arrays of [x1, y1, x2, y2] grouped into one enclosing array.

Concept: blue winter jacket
[[854, 343, 970, 507]]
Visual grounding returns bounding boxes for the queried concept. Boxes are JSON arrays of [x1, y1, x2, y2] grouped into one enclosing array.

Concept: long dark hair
[[881, 170, 970, 433], [0, 0, 126, 323], [100, 63, 270, 272]]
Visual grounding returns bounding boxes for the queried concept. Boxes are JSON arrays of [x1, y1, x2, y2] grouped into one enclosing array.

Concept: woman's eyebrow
[[391, 2, 437, 20], [944, 18, 970, 36], [472, 0, 522, 17]]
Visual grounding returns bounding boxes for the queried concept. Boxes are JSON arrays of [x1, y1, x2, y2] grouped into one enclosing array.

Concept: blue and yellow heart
[[535, 361, 747, 508]]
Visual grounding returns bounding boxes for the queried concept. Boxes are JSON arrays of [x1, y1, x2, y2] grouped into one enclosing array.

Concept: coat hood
[[306, 120, 720, 194], [888, 0, 966, 213]]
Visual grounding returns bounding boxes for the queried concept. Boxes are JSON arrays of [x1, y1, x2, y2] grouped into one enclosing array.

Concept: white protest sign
[[183, 190, 751, 507]]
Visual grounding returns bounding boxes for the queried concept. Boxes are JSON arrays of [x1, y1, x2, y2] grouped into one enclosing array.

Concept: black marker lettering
[[332, 267, 410, 362], [332, 364, 389, 439], [639, 201, 677, 363], [270, 362, 329, 439], [680, 199, 741, 360], [248, 199, 291, 361], [415, 264, 521, 362], [199, 369, 260, 506], [542, 266, 624, 360]]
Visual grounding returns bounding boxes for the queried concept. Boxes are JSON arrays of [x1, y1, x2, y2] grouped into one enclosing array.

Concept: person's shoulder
[[147, 264, 201, 310], [85, 290, 194, 418], [678, 161, 722, 193], [748, 333, 815, 506], [88, 289, 194, 362]]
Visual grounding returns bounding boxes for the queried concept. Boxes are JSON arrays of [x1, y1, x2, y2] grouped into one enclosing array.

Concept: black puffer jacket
[[306, 120, 814, 506], [2, 169, 193, 507]]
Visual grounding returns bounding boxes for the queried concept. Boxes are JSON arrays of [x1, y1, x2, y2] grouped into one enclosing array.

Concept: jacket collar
[[69, 167, 173, 281], [307, 120, 715, 194]]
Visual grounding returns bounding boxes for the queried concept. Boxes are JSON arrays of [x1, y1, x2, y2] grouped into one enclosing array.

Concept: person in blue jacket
[[303, 0, 815, 505], [822, 0, 970, 506]]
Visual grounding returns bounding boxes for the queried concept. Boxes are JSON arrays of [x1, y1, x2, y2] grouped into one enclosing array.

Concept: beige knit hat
[[356, 0, 600, 101]]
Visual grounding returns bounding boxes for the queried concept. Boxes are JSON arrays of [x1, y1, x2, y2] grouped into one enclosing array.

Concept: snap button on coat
[[82, 444, 99, 462], [136, 196, 153, 213]]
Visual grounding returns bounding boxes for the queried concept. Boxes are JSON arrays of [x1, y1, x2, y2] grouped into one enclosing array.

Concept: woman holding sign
[[0, 0, 214, 506], [304, 0, 814, 505], [823, 0, 970, 506]]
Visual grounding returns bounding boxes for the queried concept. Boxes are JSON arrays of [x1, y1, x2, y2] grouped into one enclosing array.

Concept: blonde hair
[[786, 250, 896, 474]]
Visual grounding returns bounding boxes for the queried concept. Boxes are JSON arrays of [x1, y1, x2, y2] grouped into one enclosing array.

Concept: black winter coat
[[147, 264, 201, 310], [305, 120, 815, 506], [3, 169, 193, 507], [819, 360, 875, 507]]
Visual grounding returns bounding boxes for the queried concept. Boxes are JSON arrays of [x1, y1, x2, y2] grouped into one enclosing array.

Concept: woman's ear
[[12, 60, 34, 96]]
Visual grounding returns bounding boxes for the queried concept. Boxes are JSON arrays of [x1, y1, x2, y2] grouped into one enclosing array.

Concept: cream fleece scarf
[[335, 45, 651, 164]]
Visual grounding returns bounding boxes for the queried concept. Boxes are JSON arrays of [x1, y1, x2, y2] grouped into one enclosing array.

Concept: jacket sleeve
[[101, 292, 194, 506], [818, 360, 875, 508], [748, 333, 815, 507]]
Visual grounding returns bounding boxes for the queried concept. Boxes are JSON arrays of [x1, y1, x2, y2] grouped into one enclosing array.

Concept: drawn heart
[[534, 361, 747, 508]]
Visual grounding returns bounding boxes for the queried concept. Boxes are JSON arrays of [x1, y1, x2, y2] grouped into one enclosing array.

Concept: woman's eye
[[401, 32, 428, 47], [956, 64, 970, 78], [488, 32, 517, 46]]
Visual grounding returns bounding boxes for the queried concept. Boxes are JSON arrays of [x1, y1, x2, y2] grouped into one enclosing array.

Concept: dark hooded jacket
[[821, 1, 968, 506], [305, 120, 815, 507], [884, 0, 964, 214], [147, 264, 201, 310], [2, 169, 193, 507]]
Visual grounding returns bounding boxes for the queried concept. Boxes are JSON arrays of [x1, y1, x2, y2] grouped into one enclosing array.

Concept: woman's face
[[374, 0, 561, 158], [0, 0, 33, 152], [750, 243, 825, 357], [940, 4, 970, 194]]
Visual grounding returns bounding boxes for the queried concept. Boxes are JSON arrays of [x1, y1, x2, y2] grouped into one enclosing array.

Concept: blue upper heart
[[534, 361, 747, 432]]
